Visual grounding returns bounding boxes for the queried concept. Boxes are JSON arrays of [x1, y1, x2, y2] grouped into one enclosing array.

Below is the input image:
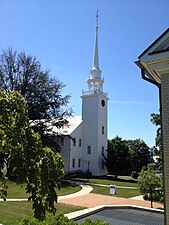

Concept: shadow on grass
[[97, 175, 138, 184], [64, 174, 138, 184]]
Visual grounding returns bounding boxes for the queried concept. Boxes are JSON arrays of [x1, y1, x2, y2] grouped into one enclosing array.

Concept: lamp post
[[83, 160, 90, 182]]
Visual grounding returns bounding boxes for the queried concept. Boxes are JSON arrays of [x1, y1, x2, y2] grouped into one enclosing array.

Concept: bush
[[131, 171, 139, 179], [81, 218, 109, 224], [143, 194, 148, 201], [19, 213, 109, 225], [143, 190, 163, 202], [19, 213, 76, 225]]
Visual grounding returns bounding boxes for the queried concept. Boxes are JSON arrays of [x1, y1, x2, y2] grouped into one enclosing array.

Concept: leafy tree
[[105, 137, 151, 177], [0, 90, 64, 220], [151, 113, 162, 169], [128, 139, 150, 172], [138, 164, 162, 208], [105, 136, 130, 177], [0, 48, 72, 151]]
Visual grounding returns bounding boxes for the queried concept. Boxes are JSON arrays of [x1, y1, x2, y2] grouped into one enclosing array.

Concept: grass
[[58, 181, 81, 196], [0, 181, 82, 224], [70, 176, 138, 187], [0, 176, 139, 224], [91, 185, 140, 198], [0, 201, 85, 225], [5, 182, 29, 199], [5, 180, 81, 199]]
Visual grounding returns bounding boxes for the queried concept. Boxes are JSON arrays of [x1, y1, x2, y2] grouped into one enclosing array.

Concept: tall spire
[[90, 10, 102, 78], [93, 10, 99, 69], [87, 11, 103, 92]]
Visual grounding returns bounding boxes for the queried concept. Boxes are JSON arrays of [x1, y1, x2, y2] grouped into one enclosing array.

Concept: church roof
[[30, 116, 83, 136], [52, 116, 82, 135]]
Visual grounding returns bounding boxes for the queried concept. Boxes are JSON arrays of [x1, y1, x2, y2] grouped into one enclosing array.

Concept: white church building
[[54, 14, 108, 176]]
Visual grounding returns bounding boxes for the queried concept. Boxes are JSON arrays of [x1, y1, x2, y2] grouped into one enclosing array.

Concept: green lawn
[[0, 176, 139, 224], [70, 176, 138, 187], [0, 181, 82, 224], [58, 181, 81, 196], [91, 185, 140, 198], [5, 181, 81, 199], [0, 201, 85, 225]]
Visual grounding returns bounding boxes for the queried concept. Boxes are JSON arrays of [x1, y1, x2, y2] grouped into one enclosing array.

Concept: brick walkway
[[58, 193, 163, 209]]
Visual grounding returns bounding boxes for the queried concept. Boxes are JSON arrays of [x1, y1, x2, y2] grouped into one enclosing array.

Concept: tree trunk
[[150, 192, 153, 208]]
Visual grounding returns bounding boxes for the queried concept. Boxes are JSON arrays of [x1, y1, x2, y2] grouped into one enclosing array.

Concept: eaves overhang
[[135, 60, 161, 87], [135, 55, 169, 87], [136, 28, 169, 87]]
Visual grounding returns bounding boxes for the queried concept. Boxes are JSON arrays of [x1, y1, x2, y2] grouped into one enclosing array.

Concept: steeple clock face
[[101, 99, 105, 107]]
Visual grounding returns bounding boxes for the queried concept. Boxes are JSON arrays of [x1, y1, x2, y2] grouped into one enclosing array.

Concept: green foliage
[[19, 213, 109, 225], [131, 171, 139, 179], [19, 213, 76, 225], [138, 164, 163, 208], [150, 113, 162, 170], [81, 218, 109, 225], [128, 139, 150, 172], [0, 48, 72, 152], [0, 90, 64, 220], [0, 48, 70, 120], [105, 136, 150, 176], [105, 136, 130, 177]]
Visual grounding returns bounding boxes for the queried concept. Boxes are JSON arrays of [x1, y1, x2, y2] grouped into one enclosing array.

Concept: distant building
[[54, 13, 108, 176]]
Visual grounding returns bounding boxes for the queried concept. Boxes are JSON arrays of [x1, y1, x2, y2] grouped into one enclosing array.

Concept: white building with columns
[[55, 13, 108, 176]]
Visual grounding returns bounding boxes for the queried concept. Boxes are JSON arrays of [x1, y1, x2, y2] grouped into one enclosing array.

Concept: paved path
[[0, 184, 93, 202], [0, 198, 28, 202], [58, 192, 163, 209], [58, 184, 93, 200], [0, 182, 163, 210], [58, 183, 163, 209]]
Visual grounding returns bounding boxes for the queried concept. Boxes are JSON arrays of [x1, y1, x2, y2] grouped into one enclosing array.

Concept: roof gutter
[[135, 61, 160, 88]]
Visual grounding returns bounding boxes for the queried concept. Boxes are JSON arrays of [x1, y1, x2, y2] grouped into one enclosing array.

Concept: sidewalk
[[58, 184, 93, 200], [58, 182, 163, 209], [0, 182, 163, 210], [0, 184, 93, 202], [58, 192, 163, 209]]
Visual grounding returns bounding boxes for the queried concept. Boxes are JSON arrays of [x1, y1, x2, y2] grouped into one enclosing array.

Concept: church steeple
[[81, 11, 108, 176], [88, 11, 104, 92], [92, 10, 100, 72]]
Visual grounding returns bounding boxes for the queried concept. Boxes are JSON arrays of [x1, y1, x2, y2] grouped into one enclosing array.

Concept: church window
[[78, 159, 81, 168], [61, 137, 64, 146], [79, 139, 82, 147], [101, 99, 105, 107], [87, 146, 91, 154], [72, 158, 75, 168], [102, 160, 105, 169], [102, 146, 104, 155], [102, 126, 104, 134], [72, 138, 76, 146]]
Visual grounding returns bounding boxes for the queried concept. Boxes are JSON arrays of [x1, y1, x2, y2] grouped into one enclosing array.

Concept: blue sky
[[1, 0, 169, 147]]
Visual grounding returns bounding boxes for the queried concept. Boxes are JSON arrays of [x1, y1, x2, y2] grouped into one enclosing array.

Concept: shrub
[[19, 213, 110, 225], [19, 213, 76, 225], [131, 171, 139, 179], [81, 218, 109, 224]]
